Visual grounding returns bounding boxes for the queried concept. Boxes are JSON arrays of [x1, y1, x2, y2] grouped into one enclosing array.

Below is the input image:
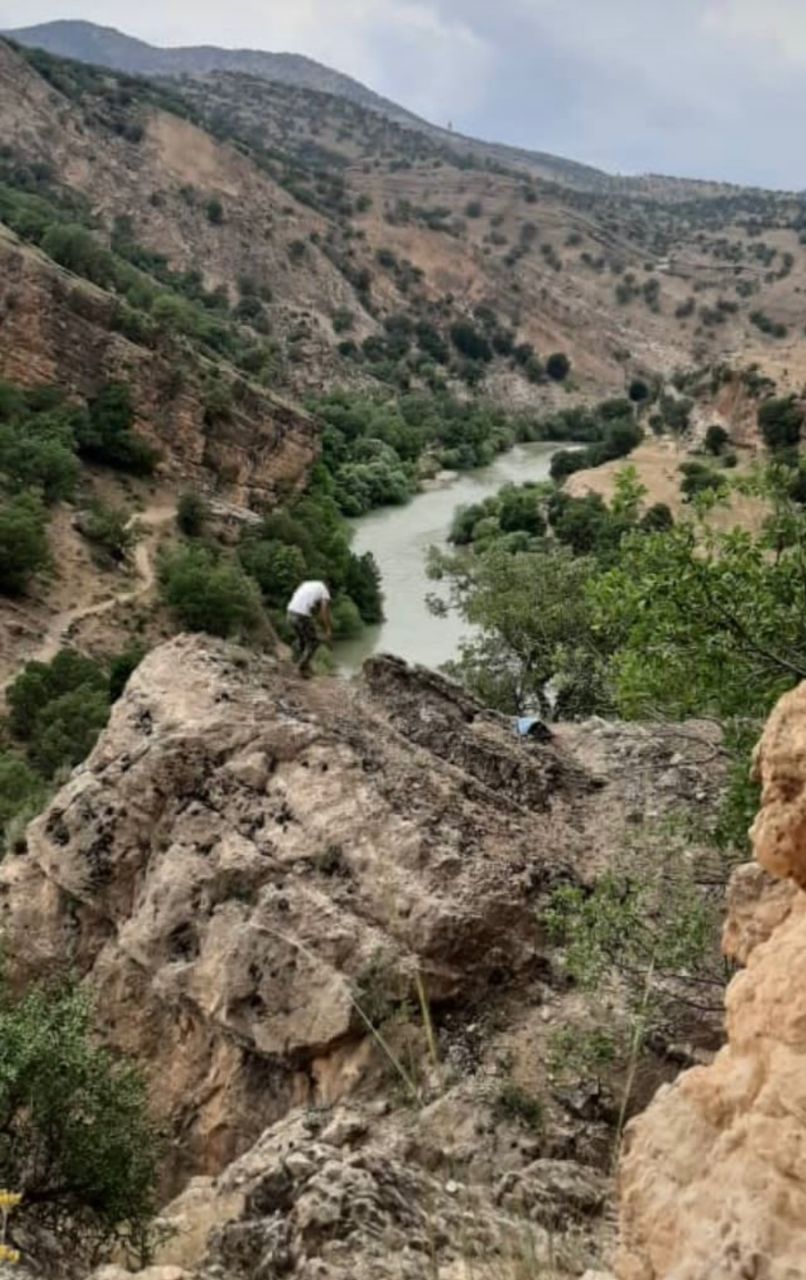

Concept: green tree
[[449, 322, 493, 363], [431, 543, 603, 715], [0, 982, 160, 1261], [6, 648, 107, 739], [344, 552, 384, 624], [589, 479, 806, 842], [546, 352, 571, 382], [0, 492, 50, 594], [29, 686, 111, 776], [0, 753, 46, 841], [704, 424, 730, 456], [758, 396, 803, 451], [159, 546, 264, 638], [238, 539, 307, 611], [0, 413, 79, 503], [176, 491, 208, 538]]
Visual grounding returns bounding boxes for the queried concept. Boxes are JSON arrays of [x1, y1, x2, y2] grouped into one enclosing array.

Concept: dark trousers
[[289, 612, 318, 674]]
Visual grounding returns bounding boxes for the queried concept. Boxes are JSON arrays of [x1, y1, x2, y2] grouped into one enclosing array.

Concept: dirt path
[[3, 499, 176, 684]]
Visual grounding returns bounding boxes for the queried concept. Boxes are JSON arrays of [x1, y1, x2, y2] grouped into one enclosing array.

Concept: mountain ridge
[[4, 18, 614, 190]]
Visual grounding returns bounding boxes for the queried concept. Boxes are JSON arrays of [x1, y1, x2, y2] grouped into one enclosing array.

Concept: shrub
[[0, 752, 46, 843], [331, 596, 363, 639], [76, 384, 158, 475], [344, 552, 384, 624], [628, 379, 650, 403], [29, 686, 112, 776], [0, 414, 79, 503], [464, 200, 483, 218], [6, 648, 106, 740], [159, 546, 264, 637], [6, 648, 111, 777], [237, 539, 307, 611], [0, 492, 50, 594], [758, 396, 803, 451], [640, 502, 674, 532], [750, 310, 787, 339], [546, 352, 571, 382], [0, 982, 160, 1260], [704, 424, 730, 456], [332, 307, 355, 334], [78, 502, 134, 563], [550, 449, 586, 484], [679, 460, 727, 502], [176, 491, 208, 538], [206, 197, 224, 225], [494, 1082, 544, 1131], [450, 322, 493, 363], [108, 648, 145, 702]]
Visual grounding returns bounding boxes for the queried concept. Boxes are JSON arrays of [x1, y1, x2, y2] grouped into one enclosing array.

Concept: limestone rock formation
[[0, 637, 598, 1185], [87, 1105, 609, 1280], [0, 637, 730, 1277], [616, 681, 806, 1280]]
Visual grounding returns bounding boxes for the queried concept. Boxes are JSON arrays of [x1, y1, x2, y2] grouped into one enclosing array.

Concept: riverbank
[[337, 441, 565, 672]]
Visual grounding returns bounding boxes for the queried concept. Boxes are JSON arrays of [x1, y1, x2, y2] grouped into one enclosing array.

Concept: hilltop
[[4, 19, 613, 189]]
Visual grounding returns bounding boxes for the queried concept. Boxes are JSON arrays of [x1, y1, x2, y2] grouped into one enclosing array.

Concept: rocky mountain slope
[[4, 20, 614, 191], [5, 32, 806, 420], [0, 636, 730, 1278]]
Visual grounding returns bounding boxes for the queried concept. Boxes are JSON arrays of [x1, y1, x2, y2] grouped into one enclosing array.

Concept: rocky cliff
[[616, 682, 806, 1280], [0, 234, 318, 505], [0, 638, 729, 1278]]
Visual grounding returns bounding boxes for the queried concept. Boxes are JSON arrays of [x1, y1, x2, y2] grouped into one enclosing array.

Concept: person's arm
[[320, 598, 333, 642]]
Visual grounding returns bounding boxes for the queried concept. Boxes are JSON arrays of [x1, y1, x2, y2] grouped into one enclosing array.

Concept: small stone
[[285, 1151, 316, 1178], [322, 1113, 369, 1147], [445, 1180, 460, 1196]]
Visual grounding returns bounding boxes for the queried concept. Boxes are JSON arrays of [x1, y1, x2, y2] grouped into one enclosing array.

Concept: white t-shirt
[[288, 581, 330, 617]]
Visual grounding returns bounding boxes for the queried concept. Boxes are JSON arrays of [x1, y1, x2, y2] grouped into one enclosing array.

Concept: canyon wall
[[616, 682, 806, 1280]]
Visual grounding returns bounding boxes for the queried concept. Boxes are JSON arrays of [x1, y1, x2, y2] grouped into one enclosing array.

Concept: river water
[[338, 441, 562, 673]]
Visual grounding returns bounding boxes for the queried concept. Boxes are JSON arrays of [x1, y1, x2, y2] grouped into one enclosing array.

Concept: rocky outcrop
[[88, 1104, 609, 1280], [0, 637, 733, 1276], [616, 681, 806, 1280], [0, 236, 318, 505], [0, 638, 599, 1185]]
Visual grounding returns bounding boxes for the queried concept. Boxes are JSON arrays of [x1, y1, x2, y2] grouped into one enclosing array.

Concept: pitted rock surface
[[0, 638, 592, 1180]]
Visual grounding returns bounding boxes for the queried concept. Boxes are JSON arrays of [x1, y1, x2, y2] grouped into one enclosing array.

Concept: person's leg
[[298, 616, 318, 675]]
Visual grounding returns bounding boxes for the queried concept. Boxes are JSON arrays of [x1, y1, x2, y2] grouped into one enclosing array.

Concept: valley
[[1, 17, 806, 1280]]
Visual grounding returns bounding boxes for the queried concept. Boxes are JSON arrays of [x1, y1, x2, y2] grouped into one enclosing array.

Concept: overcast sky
[[3, 0, 806, 188]]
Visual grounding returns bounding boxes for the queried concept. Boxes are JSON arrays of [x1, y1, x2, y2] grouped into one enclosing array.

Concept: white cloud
[[0, 0, 493, 120], [703, 0, 806, 66]]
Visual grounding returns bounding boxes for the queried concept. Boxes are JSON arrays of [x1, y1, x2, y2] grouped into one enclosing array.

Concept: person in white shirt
[[287, 580, 332, 676]]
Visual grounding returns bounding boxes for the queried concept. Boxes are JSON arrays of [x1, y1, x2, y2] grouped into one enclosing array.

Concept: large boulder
[[0, 637, 591, 1185]]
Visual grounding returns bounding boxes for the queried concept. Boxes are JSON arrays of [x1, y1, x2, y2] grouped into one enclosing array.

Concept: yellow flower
[[0, 1244, 19, 1263], [0, 1193, 21, 1210]]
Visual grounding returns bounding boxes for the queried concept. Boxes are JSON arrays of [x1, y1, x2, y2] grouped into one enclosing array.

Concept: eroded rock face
[[616, 681, 806, 1280], [0, 241, 317, 506], [106, 1106, 608, 1280], [0, 637, 595, 1184]]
